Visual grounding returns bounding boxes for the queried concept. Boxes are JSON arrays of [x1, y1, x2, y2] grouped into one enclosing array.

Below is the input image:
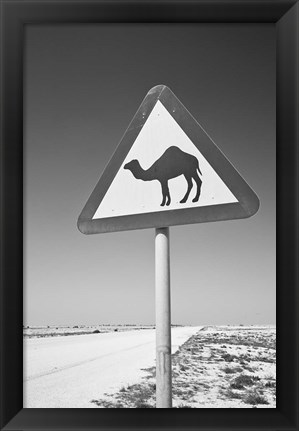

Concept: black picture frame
[[0, 1, 298, 430]]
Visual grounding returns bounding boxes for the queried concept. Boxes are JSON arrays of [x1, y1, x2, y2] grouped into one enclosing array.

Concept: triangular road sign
[[78, 85, 259, 234]]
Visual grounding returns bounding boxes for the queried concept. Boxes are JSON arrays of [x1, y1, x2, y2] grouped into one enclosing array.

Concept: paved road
[[24, 326, 202, 408]]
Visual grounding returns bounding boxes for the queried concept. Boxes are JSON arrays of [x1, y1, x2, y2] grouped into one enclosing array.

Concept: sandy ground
[[93, 325, 276, 408], [171, 325, 276, 408], [24, 326, 202, 408]]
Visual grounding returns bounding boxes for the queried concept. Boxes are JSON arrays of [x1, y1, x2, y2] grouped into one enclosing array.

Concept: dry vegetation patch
[[91, 326, 276, 408]]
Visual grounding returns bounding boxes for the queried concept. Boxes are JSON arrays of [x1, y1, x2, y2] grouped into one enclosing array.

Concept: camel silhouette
[[124, 146, 202, 206]]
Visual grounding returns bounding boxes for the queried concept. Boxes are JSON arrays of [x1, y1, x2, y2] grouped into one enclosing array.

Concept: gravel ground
[[91, 325, 276, 408]]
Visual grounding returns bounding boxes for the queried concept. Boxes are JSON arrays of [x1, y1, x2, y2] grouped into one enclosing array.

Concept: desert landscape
[[23, 324, 157, 338], [23, 324, 275, 408]]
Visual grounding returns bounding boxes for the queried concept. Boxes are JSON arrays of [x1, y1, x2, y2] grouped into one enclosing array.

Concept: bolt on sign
[[78, 85, 259, 234]]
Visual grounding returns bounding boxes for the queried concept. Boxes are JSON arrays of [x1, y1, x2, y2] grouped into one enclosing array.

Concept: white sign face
[[93, 101, 237, 220], [78, 85, 259, 234]]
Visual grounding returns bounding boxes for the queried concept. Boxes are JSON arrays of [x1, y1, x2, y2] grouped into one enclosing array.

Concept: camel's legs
[[160, 182, 170, 206], [180, 176, 193, 204], [166, 182, 171, 206], [192, 172, 202, 202]]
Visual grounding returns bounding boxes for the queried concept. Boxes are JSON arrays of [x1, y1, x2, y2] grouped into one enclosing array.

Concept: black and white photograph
[[22, 23, 277, 409]]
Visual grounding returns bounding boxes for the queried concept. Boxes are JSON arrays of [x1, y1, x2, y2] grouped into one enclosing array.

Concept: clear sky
[[24, 24, 276, 326]]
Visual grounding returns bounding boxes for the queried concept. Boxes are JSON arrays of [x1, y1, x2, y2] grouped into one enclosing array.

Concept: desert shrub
[[173, 387, 187, 396], [243, 365, 255, 372], [230, 381, 245, 390], [93, 381, 156, 408], [136, 402, 153, 408], [222, 353, 237, 362], [244, 391, 269, 405], [230, 374, 258, 389], [223, 366, 243, 374], [223, 367, 237, 374], [91, 399, 125, 408], [226, 389, 242, 399], [265, 381, 276, 388], [93, 329, 101, 334], [252, 376, 261, 381]]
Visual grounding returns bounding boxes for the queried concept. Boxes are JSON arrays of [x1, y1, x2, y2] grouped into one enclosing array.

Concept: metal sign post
[[155, 227, 172, 408]]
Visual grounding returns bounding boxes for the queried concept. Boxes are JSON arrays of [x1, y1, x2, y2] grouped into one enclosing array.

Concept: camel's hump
[[163, 146, 188, 155]]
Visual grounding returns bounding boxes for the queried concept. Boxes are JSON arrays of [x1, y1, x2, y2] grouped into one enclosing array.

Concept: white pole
[[155, 227, 172, 408]]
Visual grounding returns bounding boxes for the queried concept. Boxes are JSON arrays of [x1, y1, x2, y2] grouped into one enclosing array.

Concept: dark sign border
[[1, 1, 298, 431], [78, 85, 259, 234]]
